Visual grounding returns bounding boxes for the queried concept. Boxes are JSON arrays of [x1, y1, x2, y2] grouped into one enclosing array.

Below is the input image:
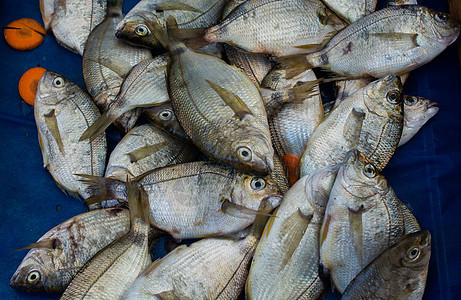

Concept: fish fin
[[79, 113, 114, 142], [205, 79, 253, 120], [290, 79, 322, 104], [343, 108, 365, 149], [44, 109, 64, 154], [76, 174, 126, 205], [150, 1, 202, 13], [320, 212, 331, 248], [318, 10, 346, 26], [293, 44, 321, 51], [294, 30, 337, 52], [221, 198, 274, 219], [127, 180, 150, 227], [279, 209, 312, 267], [262, 207, 279, 238], [369, 33, 419, 50], [275, 55, 313, 79], [10, 238, 60, 252], [349, 205, 364, 266], [153, 290, 179, 300], [37, 131, 49, 168], [127, 141, 169, 163], [283, 155, 300, 186], [164, 15, 208, 49]]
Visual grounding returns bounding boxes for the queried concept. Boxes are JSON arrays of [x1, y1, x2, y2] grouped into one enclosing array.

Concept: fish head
[[364, 74, 404, 118], [10, 249, 61, 293], [403, 95, 439, 129], [35, 71, 72, 106], [115, 13, 162, 49], [231, 174, 282, 214], [390, 230, 431, 271], [422, 7, 461, 45]]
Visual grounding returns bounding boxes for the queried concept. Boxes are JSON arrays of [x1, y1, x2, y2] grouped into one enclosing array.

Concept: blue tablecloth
[[1, 0, 460, 299]]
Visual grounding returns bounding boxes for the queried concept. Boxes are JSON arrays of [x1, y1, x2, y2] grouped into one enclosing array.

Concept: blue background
[[1, 0, 460, 299]]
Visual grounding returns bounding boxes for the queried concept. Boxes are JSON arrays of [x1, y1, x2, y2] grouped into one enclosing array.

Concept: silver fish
[[34, 71, 106, 200]]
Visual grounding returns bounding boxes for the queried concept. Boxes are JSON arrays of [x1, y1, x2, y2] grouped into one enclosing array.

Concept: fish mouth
[[114, 23, 125, 38]]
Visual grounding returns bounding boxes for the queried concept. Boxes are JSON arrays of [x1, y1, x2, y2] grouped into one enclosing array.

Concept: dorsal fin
[[10, 238, 60, 252]]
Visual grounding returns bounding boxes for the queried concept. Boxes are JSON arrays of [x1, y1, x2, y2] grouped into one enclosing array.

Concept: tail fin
[[274, 55, 314, 79], [167, 16, 209, 49], [289, 79, 322, 103], [126, 181, 151, 227], [76, 174, 127, 205]]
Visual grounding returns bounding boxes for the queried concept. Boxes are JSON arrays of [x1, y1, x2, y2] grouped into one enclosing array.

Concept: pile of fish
[[10, 0, 459, 298]]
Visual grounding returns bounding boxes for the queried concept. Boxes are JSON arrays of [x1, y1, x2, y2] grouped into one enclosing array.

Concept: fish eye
[[386, 90, 401, 104], [135, 24, 149, 36], [363, 163, 376, 178], [27, 270, 41, 284], [53, 77, 64, 88], [158, 109, 173, 121], [250, 177, 266, 190], [407, 246, 420, 260], [237, 146, 252, 162], [404, 96, 418, 106], [434, 13, 448, 22]]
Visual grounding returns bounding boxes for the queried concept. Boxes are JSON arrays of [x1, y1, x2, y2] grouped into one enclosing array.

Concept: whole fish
[[44, 0, 107, 55], [115, 0, 228, 49], [342, 230, 431, 299], [151, 18, 274, 176], [322, 0, 377, 23], [123, 211, 271, 299], [82, 0, 153, 117], [10, 208, 129, 293], [398, 95, 439, 147], [246, 164, 340, 300], [34, 71, 106, 200], [60, 182, 152, 299], [80, 55, 169, 141], [299, 75, 403, 177], [283, 5, 461, 79], [193, 0, 346, 56], [142, 103, 191, 141], [105, 124, 199, 181], [82, 161, 282, 240], [320, 150, 406, 294]]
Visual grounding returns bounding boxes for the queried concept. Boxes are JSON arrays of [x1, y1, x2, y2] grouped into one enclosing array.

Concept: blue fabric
[[1, 0, 460, 299]]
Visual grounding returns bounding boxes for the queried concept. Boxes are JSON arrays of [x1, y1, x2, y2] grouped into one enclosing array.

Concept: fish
[[80, 55, 169, 141], [10, 208, 130, 293], [281, 5, 461, 79], [246, 164, 340, 300], [105, 124, 199, 181], [142, 103, 191, 141], [319, 150, 406, 294], [60, 181, 152, 299], [342, 230, 431, 299], [299, 74, 403, 177], [45, 0, 107, 55], [115, 0, 228, 49], [34, 71, 107, 200], [123, 206, 273, 299], [151, 17, 275, 176], [81, 161, 282, 240], [179, 0, 346, 56], [398, 95, 439, 147], [321, 0, 377, 23], [82, 0, 153, 119]]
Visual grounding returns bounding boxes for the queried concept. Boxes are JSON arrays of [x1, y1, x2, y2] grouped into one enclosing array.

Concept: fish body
[[106, 124, 199, 181], [320, 150, 406, 293], [83, 4, 153, 114], [299, 75, 403, 177], [303, 5, 461, 78], [60, 183, 152, 299], [269, 153, 290, 193], [34, 71, 107, 199], [86, 161, 282, 240], [10, 208, 129, 293], [205, 0, 345, 56], [143, 103, 191, 141], [399, 95, 439, 146], [246, 164, 340, 300], [47, 0, 107, 54], [342, 230, 431, 299], [115, 0, 228, 49], [322, 0, 377, 23]]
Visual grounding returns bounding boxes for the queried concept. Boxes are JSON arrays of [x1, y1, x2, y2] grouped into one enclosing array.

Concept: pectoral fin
[[10, 238, 60, 252], [79, 113, 114, 142], [127, 141, 169, 163], [149, 1, 202, 13], [343, 108, 365, 149], [278, 209, 312, 267], [206, 80, 253, 121], [221, 198, 274, 219], [44, 109, 64, 154], [349, 206, 364, 266]]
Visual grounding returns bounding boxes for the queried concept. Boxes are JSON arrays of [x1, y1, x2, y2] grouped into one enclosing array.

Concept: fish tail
[[283, 154, 300, 186], [76, 174, 127, 205], [168, 25, 209, 50], [79, 113, 115, 142], [275, 54, 314, 79], [126, 181, 151, 228], [107, 0, 123, 16], [290, 79, 322, 103]]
